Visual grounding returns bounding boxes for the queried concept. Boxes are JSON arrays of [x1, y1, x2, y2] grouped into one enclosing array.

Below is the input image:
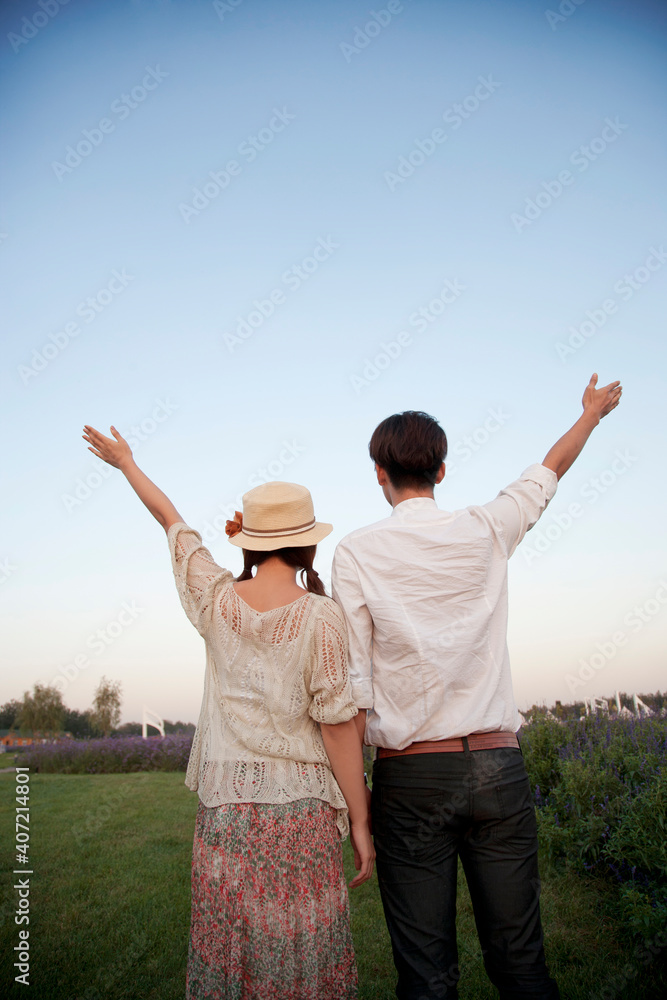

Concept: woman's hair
[[236, 545, 326, 596], [369, 410, 447, 489]]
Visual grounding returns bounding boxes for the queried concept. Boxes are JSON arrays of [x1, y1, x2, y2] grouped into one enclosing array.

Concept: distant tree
[[637, 691, 666, 713], [63, 708, 95, 739], [113, 721, 142, 736], [0, 699, 23, 730], [17, 684, 65, 737], [112, 719, 196, 736], [164, 719, 196, 734], [89, 677, 122, 738]]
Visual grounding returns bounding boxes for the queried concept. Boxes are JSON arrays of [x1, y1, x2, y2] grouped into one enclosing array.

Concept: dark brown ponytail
[[236, 545, 326, 596], [303, 564, 326, 597]]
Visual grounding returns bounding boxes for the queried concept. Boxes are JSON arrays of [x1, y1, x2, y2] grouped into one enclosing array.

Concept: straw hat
[[225, 481, 333, 550]]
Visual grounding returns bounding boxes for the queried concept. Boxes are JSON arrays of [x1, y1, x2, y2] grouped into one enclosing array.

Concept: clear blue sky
[[1, 0, 665, 724]]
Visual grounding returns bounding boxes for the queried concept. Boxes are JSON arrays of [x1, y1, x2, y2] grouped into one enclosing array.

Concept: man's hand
[[365, 783, 373, 836], [582, 373, 622, 423], [543, 373, 623, 480], [83, 425, 133, 471]]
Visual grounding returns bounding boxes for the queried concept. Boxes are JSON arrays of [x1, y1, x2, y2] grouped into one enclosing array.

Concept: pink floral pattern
[[186, 798, 358, 999]]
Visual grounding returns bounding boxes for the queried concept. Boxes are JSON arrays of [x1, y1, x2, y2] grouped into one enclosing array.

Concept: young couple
[[83, 372, 621, 1000]]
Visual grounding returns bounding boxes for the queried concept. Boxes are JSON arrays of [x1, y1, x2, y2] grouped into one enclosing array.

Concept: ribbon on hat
[[225, 511, 243, 537]]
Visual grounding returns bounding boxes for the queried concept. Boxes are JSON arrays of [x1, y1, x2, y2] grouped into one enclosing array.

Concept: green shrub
[[521, 714, 667, 941]]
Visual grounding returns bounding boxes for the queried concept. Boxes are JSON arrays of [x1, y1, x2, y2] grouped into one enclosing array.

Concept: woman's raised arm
[[82, 424, 184, 531]]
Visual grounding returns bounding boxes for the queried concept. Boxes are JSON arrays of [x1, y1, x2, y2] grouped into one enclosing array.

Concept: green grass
[[1, 773, 665, 999]]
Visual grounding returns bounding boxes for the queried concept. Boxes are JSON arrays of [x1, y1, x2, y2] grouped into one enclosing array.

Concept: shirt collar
[[391, 496, 438, 516]]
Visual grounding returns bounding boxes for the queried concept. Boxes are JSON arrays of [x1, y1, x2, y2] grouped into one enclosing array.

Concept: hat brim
[[228, 522, 333, 551]]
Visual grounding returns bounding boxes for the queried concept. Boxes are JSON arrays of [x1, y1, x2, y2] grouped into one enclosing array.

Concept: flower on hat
[[225, 511, 243, 537]]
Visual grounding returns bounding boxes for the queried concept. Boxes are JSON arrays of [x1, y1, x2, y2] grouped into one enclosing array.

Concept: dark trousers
[[371, 746, 560, 1000]]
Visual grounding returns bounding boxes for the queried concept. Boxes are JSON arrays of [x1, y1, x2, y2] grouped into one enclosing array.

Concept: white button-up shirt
[[331, 464, 558, 749]]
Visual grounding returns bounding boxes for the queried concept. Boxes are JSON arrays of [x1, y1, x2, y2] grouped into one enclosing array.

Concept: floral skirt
[[186, 797, 358, 1000]]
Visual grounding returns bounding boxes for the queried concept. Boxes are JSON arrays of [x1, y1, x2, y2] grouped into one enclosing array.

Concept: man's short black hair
[[369, 411, 447, 489]]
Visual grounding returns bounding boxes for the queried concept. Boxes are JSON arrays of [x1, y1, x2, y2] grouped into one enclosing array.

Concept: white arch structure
[[583, 693, 653, 719], [142, 707, 165, 738], [583, 696, 609, 716]]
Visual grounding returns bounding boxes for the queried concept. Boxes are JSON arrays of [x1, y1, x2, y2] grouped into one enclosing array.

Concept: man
[[332, 374, 622, 1000]]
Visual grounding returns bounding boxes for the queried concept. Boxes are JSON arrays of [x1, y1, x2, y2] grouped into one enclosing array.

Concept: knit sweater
[[168, 523, 358, 836]]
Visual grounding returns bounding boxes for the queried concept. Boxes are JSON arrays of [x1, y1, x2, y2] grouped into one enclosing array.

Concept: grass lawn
[[1, 772, 665, 999]]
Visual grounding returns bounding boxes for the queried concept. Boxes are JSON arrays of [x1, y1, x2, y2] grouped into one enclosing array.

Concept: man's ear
[[375, 463, 389, 486], [435, 462, 446, 485]]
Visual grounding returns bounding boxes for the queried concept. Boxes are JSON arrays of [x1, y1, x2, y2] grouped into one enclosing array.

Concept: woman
[[82, 423, 374, 1000]]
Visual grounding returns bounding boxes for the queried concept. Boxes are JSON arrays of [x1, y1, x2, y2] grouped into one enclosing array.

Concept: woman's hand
[[83, 425, 133, 470], [319, 718, 375, 885], [81, 424, 182, 530], [348, 819, 375, 888]]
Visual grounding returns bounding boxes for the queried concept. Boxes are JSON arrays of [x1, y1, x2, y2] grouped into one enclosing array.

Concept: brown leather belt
[[377, 732, 520, 759]]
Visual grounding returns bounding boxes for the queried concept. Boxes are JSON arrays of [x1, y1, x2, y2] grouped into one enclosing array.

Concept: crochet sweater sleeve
[[307, 599, 358, 726], [168, 522, 233, 635]]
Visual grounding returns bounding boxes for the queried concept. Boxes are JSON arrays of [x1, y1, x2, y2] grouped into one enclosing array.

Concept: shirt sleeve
[[483, 464, 558, 558], [167, 522, 234, 635], [331, 542, 374, 709], [307, 599, 358, 726]]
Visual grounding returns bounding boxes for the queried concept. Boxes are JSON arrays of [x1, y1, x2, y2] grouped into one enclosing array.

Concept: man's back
[[332, 464, 557, 749], [331, 379, 620, 1000]]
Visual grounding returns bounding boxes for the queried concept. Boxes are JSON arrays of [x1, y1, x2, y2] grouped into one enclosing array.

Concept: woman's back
[[169, 522, 357, 835], [80, 426, 373, 999]]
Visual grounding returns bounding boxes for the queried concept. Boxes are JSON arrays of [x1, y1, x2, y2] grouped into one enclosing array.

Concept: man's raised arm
[[542, 373, 622, 481]]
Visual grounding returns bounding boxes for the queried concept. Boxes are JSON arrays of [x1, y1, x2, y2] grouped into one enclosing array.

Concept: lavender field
[[17, 712, 667, 956], [521, 713, 667, 947], [20, 732, 192, 774]]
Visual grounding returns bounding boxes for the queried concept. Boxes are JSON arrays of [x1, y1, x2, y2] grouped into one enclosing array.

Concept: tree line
[[0, 677, 122, 738], [0, 678, 195, 740]]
